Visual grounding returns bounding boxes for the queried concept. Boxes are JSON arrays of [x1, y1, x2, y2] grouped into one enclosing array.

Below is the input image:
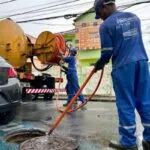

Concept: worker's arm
[[57, 52, 66, 65], [95, 24, 113, 72], [58, 54, 70, 73]]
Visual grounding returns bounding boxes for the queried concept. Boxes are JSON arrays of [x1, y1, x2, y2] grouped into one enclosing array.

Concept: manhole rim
[[4, 128, 46, 144]]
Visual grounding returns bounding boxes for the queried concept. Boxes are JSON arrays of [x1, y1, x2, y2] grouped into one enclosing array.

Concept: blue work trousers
[[65, 72, 85, 103], [111, 60, 150, 147]]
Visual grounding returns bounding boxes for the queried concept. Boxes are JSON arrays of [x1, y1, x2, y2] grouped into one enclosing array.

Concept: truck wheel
[[44, 94, 53, 101], [0, 109, 16, 125], [22, 94, 36, 102]]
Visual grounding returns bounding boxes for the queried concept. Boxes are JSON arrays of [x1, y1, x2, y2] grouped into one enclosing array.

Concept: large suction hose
[[48, 67, 104, 135]]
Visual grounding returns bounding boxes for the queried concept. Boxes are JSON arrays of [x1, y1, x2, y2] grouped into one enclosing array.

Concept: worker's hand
[[61, 69, 67, 74], [58, 60, 64, 66], [94, 59, 105, 72]]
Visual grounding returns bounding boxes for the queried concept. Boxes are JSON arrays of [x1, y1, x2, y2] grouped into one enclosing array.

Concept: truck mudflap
[[23, 88, 66, 94]]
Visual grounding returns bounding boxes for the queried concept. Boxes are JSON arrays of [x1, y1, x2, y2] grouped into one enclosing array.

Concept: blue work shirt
[[64, 56, 77, 73], [99, 11, 148, 69]]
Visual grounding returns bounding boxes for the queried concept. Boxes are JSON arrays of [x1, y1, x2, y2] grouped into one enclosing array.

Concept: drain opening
[[5, 129, 79, 150], [4, 129, 46, 144], [20, 135, 79, 150]]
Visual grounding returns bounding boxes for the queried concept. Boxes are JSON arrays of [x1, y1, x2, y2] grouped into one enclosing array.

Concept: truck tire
[[0, 108, 16, 125], [44, 93, 53, 101], [43, 76, 55, 101], [22, 92, 36, 102]]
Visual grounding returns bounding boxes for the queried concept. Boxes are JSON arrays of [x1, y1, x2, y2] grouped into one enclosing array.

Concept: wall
[[75, 20, 102, 51]]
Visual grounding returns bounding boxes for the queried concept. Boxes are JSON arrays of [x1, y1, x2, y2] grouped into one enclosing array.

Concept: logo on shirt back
[[123, 28, 138, 38], [116, 16, 137, 24], [116, 16, 139, 39]]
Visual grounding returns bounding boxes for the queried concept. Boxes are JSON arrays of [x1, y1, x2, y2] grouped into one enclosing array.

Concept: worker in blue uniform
[[59, 48, 86, 107], [94, 0, 150, 150]]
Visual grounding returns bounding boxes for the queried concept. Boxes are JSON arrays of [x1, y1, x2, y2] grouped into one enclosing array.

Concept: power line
[[14, 1, 93, 20], [31, 22, 73, 26], [0, 0, 82, 19], [119, 0, 150, 10], [16, 13, 82, 23], [13, 0, 150, 24], [126, 2, 149, 12], [0, 0, 17, 4], [2, 0, 63, 13]]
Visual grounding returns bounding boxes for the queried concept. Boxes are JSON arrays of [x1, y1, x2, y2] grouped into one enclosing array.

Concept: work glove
[[62, 65, 68, 71], [61, 65, 68, 74], [61, 69, 67, 74], [94, 59, 105, 72]]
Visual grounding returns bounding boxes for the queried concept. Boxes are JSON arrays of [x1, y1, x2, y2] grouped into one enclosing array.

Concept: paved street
[[0, 100, 144, 150]]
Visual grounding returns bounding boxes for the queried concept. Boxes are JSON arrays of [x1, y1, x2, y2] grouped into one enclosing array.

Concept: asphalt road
[[0, 100, 144, 150]]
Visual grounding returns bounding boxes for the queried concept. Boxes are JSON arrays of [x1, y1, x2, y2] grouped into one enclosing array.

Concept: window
[[75, 40, 79, 44], [82, 23, 87, 27], [93, 22, 98, 26]]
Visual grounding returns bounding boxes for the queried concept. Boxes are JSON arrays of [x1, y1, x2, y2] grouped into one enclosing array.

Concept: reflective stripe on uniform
[[143, 123, 150, 127], [102, 47, 113, 51], [119, 125, 136, 130]]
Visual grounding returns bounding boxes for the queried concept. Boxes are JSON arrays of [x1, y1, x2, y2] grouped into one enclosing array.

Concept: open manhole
[[4, 129, 46, 144], [4, 129, 79, 150], [20, 135, 79, 150]]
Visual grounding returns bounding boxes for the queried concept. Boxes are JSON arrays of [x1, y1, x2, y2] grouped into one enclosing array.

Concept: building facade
[[62, 11, 114, 96], [74, 11, 102, 66]]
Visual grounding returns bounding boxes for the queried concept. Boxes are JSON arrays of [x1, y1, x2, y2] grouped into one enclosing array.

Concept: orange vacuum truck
[[0, 18, 68, 101]]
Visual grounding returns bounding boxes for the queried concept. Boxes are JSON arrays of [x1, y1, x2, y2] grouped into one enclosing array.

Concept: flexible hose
[[31, 33, 67, 70], [47, 34, 68, 64], [48, 67, 104, 135], [56, 67, 104, 113], [30, 56, 52, 72]]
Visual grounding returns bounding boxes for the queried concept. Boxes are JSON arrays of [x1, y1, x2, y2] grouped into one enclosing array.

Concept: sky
[[0, 0, 150, 58]]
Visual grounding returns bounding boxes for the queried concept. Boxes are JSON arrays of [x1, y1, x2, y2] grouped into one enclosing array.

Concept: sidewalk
[[53, 94, 115, 102]]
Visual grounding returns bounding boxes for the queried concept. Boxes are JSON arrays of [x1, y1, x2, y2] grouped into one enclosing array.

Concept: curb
[[53, 95, 115, 102]]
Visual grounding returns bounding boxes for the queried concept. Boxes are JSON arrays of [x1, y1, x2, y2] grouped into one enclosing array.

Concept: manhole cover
[[4, 129, 46, 144], [20, 135, 79, 150]]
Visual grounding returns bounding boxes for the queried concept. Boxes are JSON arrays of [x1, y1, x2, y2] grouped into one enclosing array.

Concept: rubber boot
[[109, 140, 138, 150], [63, 102, 69, 107], [142, 141, 150, 150], [63, 102, 77, 107], [79, 100, 87, 110], [71, 102, 78, 110]]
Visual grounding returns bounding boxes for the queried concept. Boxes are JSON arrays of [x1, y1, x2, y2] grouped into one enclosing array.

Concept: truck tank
[[0, 19, 67, 68], [0, 19, 31, 68]]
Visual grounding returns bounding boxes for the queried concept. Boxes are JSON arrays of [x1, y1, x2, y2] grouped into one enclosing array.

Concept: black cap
[[94, 0, 115, 19]]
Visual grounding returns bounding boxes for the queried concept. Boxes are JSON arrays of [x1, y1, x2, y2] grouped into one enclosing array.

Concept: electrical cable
[[30, 22, 73, 26], [0, 0, 82, 19], [14, 1, 93, 21], [2, 0, 63, 13], [118, 0, 150, 10], [0, 0, 17, 4], [14, 0, 150, 23], [16, 13, 82, 23]]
